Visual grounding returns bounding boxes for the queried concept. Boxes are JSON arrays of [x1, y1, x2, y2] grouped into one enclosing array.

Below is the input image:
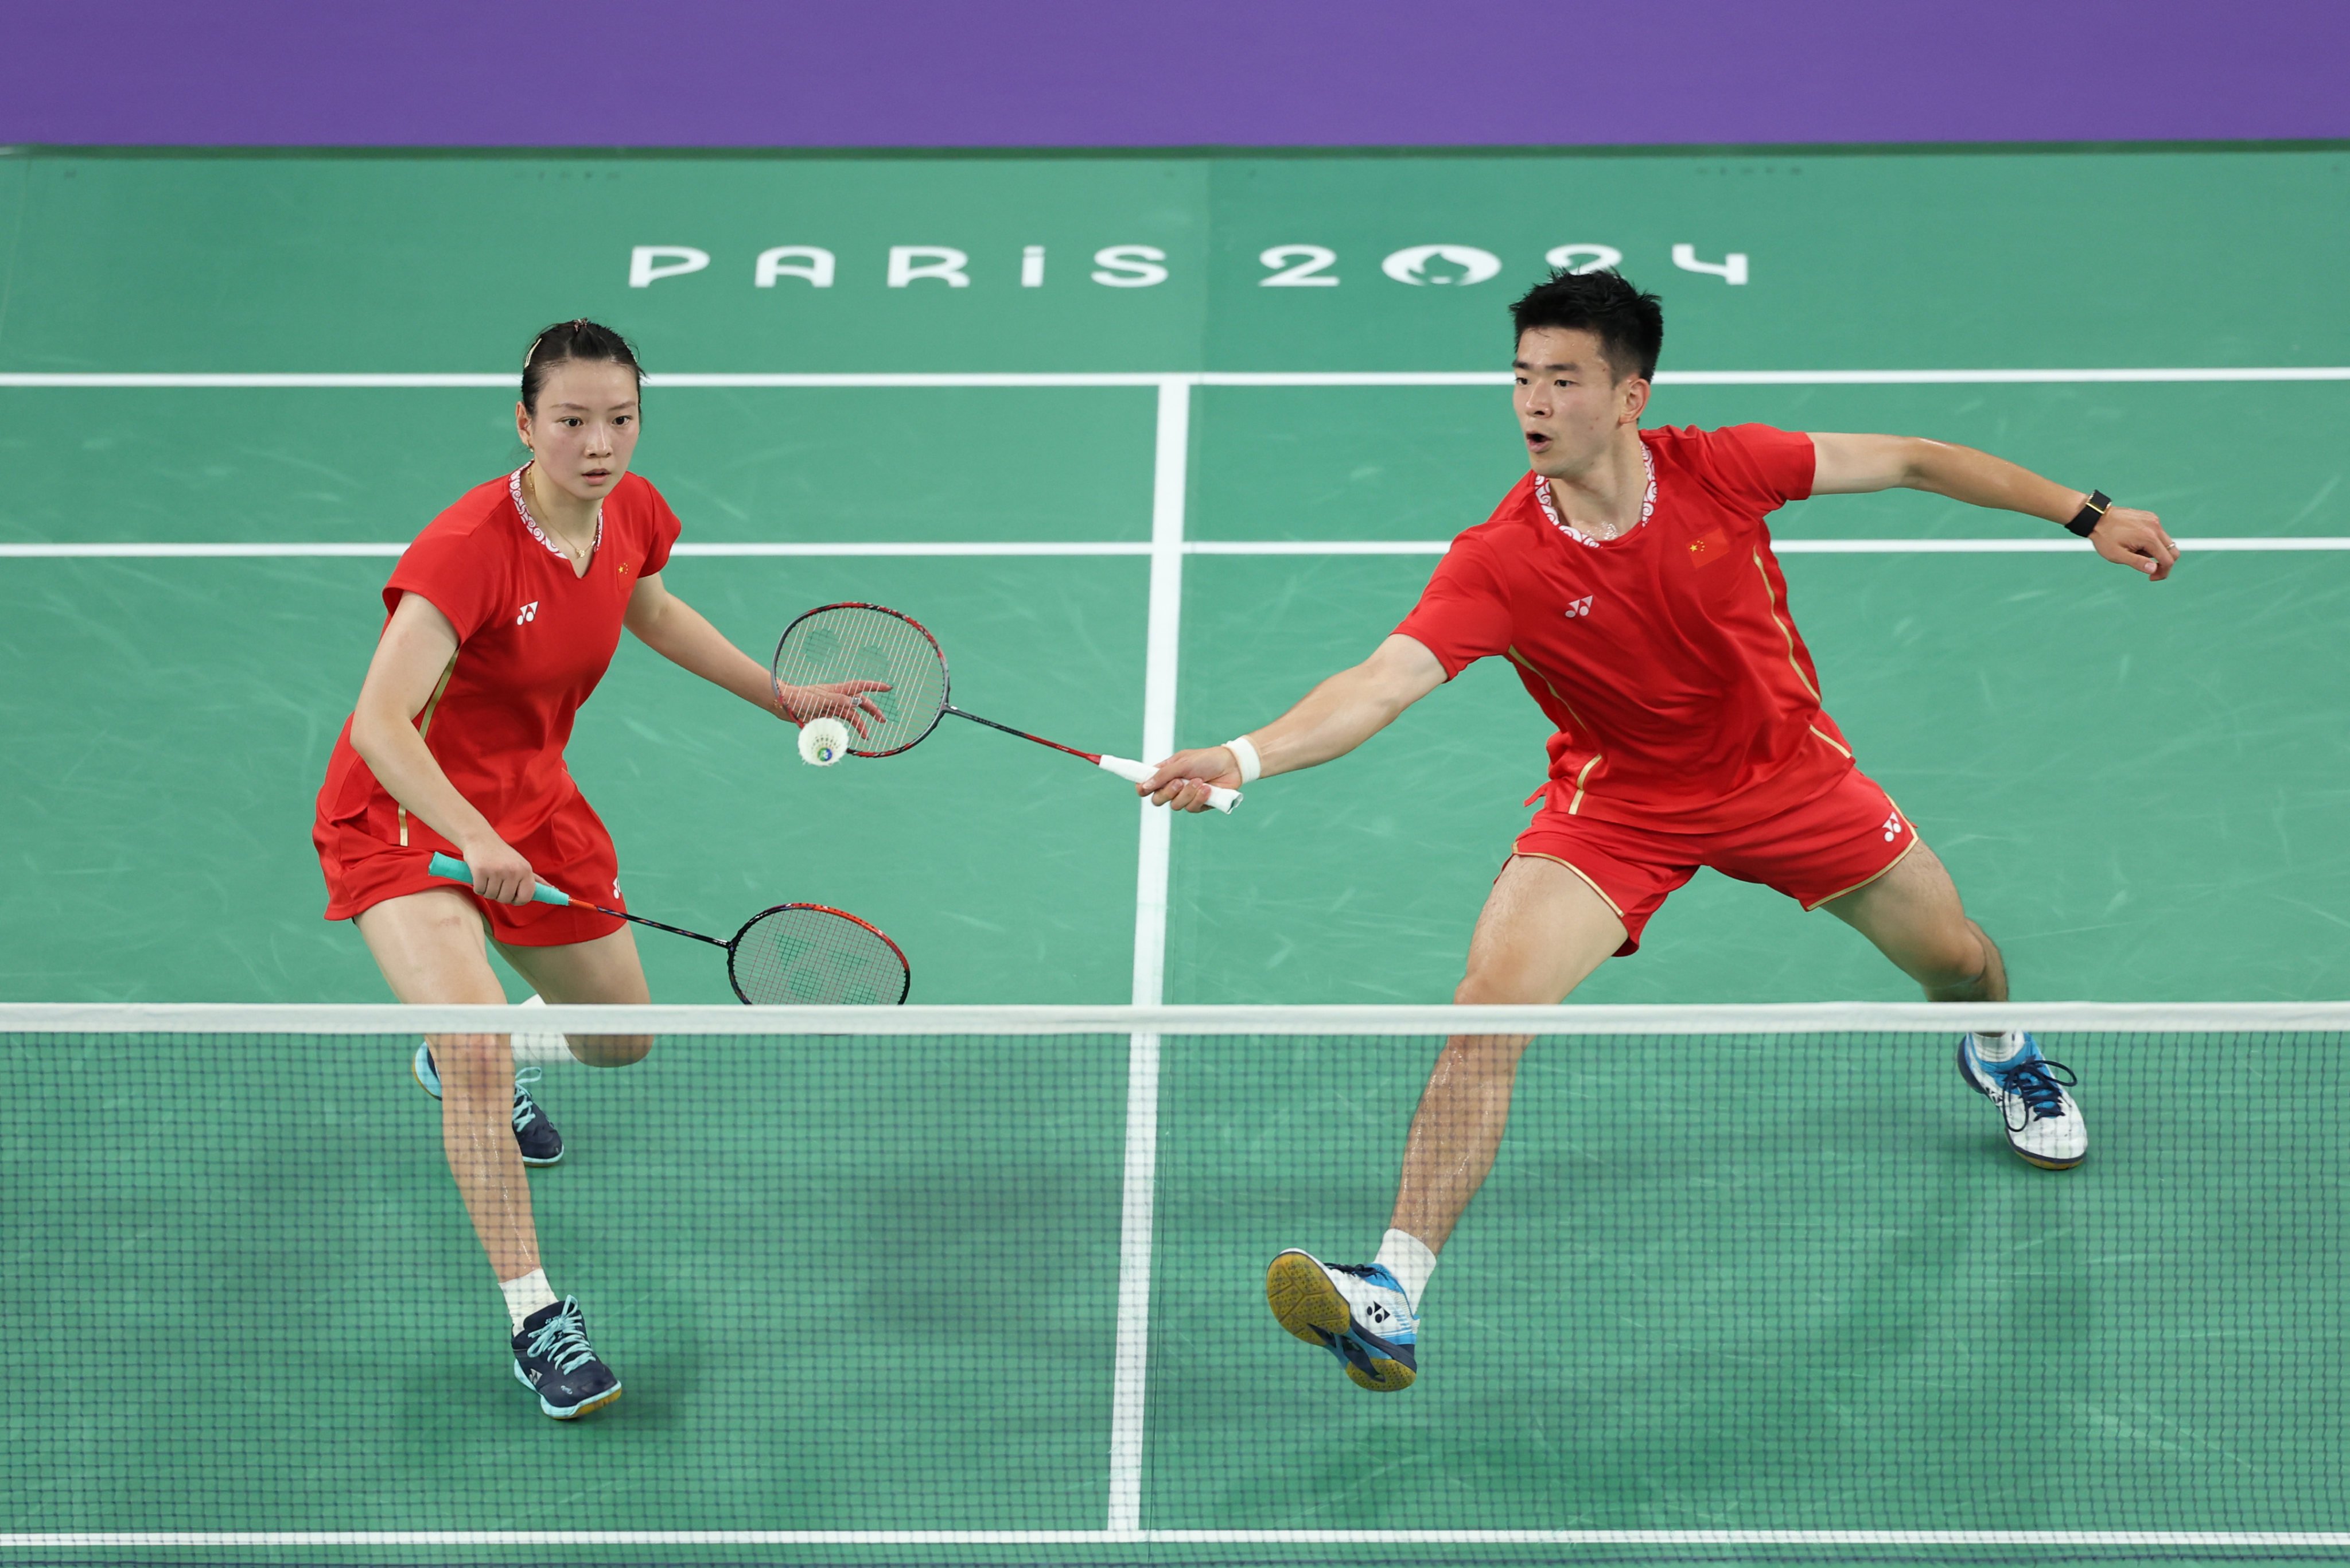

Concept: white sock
[[1374, 1228, 1438, 1315], [1971, 1029, 2026, 1064], [500, 1267, 558, 1334], [511, 993, 572, 1066]]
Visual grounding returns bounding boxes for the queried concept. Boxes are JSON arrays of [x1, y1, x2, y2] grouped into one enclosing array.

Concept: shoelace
[[523, 1297, 599, 1374], [511, 1068, 543, 1133], [1991, 1055, 2077, 1130]]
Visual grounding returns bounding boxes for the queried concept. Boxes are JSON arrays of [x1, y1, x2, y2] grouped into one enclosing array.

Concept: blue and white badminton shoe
[[1266, 1248, 1419, 1391], [512, 1296, 622, 1419], [1958, 1032, 2087, 1169], [413, 1044, 565, 1168]]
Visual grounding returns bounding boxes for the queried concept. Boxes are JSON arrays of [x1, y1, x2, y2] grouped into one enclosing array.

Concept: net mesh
[[771, 603, 949, 756], [728, 906, 910, 1005], [5, 1009, 2347, 1568]]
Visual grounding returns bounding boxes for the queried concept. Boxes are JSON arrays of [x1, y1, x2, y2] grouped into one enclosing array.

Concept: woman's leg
[[495, 925, 655, 1066], [355, 888, 541, 1282]]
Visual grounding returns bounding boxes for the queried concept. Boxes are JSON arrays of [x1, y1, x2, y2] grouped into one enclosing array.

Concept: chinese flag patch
[[1688, 528, 1730, 569]]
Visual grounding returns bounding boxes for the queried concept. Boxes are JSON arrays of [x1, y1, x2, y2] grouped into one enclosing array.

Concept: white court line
[[1104, 379, 1186, 1534], [0, 541, 1154, 558], [4, 536, 2344, 559], [1188, 538, 2350, 555], [10, 1001, 2348, 1036], [13, 1530, 2350, 1548], [2, 367, 2347, 388], [680, 540, 1153, 556]]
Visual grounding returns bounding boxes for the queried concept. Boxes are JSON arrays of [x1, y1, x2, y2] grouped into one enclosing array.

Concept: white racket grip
[[1096, 753, 1242, 814]]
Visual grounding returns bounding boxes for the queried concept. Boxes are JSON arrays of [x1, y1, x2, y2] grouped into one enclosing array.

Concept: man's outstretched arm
[[1139, 634, 1448, 812], [1808, 432, 2179, 581]]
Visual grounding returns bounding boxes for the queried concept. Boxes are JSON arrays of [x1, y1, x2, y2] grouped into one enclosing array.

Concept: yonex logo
[[516, 601, 539, 625], [1563, 596, 1594, 619], [1881, 811, 1902, 843]]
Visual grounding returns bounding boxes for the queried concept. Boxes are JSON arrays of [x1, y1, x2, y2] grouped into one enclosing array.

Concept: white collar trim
[[1533, 441, 1656, 548], [510, 466, 603, 562]]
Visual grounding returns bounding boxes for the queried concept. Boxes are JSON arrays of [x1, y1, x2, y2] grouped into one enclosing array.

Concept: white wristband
[[1225, 734, 1263, 786]]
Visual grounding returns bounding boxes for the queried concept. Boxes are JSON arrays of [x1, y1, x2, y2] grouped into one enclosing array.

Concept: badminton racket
[[770, 602, 1242, 813], [427, 852, 910, 1005]]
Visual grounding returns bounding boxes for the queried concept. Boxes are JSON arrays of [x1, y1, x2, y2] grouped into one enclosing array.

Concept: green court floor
[[5, 1025, 2344, 1558], [2, 143, 2347, 1561], [4, 376, 2344, 1005]]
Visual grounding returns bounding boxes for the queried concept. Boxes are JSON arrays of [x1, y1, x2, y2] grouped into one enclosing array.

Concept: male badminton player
[[313, 320, 871, 1418], [1140, 270, 2178, 1394]]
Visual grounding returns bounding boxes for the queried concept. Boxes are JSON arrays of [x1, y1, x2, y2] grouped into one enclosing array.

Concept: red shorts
[[313, 791, 628, 947], [1514, 767, 1916, 956]]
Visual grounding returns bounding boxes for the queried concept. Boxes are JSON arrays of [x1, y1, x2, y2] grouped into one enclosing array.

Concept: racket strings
[[772, 605, 948, 756], [730, 906, 911, 1006]]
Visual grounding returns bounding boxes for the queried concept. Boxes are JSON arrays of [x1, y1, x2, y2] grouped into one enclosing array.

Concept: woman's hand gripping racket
[[427, 853, 909, 1005], [770, 602, 1243, 813]]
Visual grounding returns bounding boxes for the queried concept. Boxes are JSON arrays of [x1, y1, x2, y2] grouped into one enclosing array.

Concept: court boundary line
[[3, 536, 2344, 558], [2, 367, 2347, 388], [8, 1001, 2345, 1034], [1103, 379, 1184, 1532], [13, 1530, 2350, 1547]]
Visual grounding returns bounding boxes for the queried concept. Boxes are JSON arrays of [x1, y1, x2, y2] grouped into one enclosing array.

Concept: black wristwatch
[[2064, 490, 2110, 538]]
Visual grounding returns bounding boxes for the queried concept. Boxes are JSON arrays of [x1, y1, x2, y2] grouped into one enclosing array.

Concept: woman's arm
[[348, 593, 537, 903], [1807, 431, 2179, 581], [623, 572, 779, 713], [625, 573, 885, 727]]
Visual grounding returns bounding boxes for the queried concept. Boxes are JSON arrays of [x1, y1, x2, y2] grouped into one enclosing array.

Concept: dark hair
[[520, 319, 644, 412], [1508, 270, 1663, 383]]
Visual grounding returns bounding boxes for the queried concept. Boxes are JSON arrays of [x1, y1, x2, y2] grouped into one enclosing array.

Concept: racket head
[[726, 902, 912, 1006], [771, 602, 949, 758]]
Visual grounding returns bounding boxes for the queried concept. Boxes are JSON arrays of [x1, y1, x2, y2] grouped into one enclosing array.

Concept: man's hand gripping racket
[[1135, 746, 1250, 814], [770, 602, 1242, 813]]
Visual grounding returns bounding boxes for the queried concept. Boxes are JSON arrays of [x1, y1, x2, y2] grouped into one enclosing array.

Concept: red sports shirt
[[314, 469, 682, 852], [1395, 423, 1854, 833]]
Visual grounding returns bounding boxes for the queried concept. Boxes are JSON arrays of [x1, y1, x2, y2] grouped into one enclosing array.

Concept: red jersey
[[315, 469, 682, 852], [1395, 423, 1853, 833]]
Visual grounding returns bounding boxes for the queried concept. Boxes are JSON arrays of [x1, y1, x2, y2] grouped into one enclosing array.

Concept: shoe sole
[[514, 1359, 622, 1420], [419, 1049, 565, 1166], [1955, 1042, 2086, 1171], [1265, 1251, 1414, 1392]]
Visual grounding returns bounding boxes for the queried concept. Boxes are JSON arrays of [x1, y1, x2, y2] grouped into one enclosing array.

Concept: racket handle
[[1095, 754, 1242, 814], [427, 851, 573, 908]]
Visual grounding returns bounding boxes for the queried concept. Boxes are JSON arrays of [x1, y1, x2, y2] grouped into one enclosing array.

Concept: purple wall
[[4, 0, 2342, 148]]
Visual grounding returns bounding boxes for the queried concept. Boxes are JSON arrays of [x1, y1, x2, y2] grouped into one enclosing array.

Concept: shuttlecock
[[797, 716, 851, 767]]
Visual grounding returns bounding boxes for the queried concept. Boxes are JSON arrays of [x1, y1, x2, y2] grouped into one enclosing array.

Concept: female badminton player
[[312, 320, 868, 1419]]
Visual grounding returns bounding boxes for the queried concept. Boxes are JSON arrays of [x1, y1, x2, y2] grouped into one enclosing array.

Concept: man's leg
[[1392, 855, 1630, 1249], [1823, 840, 2083, 1169], [1819, 842, 2003, 1001], [1266, 855, 1628, 1391]]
